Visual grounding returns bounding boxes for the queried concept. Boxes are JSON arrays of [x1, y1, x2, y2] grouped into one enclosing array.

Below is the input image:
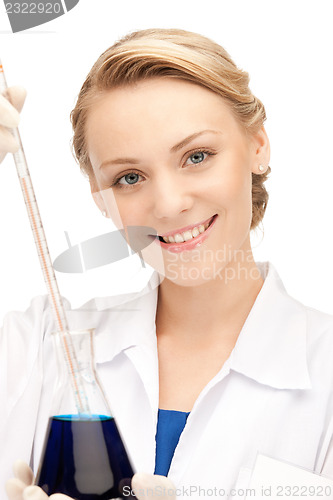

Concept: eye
[[184, 150, 210, 166], [117, 172, 143, 186]]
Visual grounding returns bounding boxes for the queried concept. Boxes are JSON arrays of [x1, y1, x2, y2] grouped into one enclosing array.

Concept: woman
[[1, 28, 333, 500]]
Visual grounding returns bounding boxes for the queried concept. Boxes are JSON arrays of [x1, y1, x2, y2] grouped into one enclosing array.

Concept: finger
[[0, 94, 20, 128], [49, 494, 75, 499], [5, 86, 27, 113], [23, 485, 49, 499], [132, 473, 177, 500], [0, 127, 19, 153], [13, 460, 34, 486], [5, 477, 26, 500]]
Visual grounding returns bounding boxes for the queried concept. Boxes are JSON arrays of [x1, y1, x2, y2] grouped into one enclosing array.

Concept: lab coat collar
[[229, 262, 312, 390], [92, 269, 161, 311], [92, 261, 312, 390], [92, 271, 160, 364]]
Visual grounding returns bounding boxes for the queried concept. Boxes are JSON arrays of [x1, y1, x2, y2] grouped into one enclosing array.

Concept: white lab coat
[[1, 261, 333, 499]]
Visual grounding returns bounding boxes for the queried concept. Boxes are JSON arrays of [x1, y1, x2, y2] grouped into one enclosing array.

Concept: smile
[[159, 215, 216, 243], [155, 214, 218, 253]]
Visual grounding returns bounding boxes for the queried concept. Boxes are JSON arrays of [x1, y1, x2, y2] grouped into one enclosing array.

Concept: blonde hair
[[71, 28, 271, 230]]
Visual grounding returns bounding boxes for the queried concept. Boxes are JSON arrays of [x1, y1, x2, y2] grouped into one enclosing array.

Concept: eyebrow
[[99, 157, 140, 169], [99, 129, 221, 169], [170, 129, 222, 153]]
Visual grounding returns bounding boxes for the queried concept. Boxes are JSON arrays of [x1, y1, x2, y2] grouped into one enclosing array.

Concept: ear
[[250, 126, 270, 174]]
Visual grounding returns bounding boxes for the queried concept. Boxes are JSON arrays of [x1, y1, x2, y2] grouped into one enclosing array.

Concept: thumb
[[13, 460, 34, 485], [49, 495, 76, 499], [5, 478, 27, 500], [22, 486, 75, 499], [5, 86, 27, 113], [132, 472, 177, 499], [23, 485, 49, 499]]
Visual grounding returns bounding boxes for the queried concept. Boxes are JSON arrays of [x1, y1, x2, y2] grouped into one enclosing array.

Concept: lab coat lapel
[[92, 278, 160, 473], [229, 262, 311, 389], [93, 280, 159, 408], [168, 262, 312, 485]]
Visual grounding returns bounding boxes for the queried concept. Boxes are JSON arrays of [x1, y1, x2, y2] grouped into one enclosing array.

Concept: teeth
[[183, 230, 193, 242], [161, 217, 214, 244], [174, 233, 184, 243]]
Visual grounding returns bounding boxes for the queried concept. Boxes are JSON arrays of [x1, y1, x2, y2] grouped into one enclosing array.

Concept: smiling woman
[[71, 29, 270, 232], [2, 28, 333, 500], [84, 78, 269, 289]]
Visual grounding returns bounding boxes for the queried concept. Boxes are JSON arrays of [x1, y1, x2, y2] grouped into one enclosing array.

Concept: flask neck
[[55, 329, 95, 380], [51, 329, 111, 419]]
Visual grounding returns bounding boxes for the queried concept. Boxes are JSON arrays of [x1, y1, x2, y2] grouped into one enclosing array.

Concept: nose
[[151, 171, 193, 220]]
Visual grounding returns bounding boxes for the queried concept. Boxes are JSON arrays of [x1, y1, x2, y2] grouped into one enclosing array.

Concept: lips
[[158, 215, 216, 244], [155, 214, 218, 253]]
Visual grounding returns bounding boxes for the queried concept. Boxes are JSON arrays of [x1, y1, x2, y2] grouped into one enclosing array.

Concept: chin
[[162, 261, 228, 288]]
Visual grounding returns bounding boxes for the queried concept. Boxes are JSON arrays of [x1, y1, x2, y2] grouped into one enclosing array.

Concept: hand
[[0, 86, 26, 163], [5, 461, 72, 500], [6, 461, 177, 500], [132, 473, 177, 500]]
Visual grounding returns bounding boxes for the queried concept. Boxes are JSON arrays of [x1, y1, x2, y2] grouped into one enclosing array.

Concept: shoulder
[[0, 295, 71, 408], [1, 294, 72, 341], [288, 292, 333, 350], [285, 293, 333, 386], [1, 295, 54, 348], [304, 305, 333, 340], [257, 262, 333, 387], [304, 304, 333, 373], [263, 261, 333, 341]]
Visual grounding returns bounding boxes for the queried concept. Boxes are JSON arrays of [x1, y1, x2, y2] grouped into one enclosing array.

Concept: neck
[[156, 243, 264, 344]]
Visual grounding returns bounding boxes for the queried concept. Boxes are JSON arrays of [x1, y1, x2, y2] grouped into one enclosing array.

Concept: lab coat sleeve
[[0, 295, 56, 498]]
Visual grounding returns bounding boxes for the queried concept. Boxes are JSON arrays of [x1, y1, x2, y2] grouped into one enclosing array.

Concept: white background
[[0, 0, 332, 319]]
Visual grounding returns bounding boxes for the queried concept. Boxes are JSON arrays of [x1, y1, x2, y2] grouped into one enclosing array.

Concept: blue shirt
[[154, 409, 190, 476]]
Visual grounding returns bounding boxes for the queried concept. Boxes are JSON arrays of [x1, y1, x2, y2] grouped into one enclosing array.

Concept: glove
[[5, 460, 33, 500], [6, 461, 177, 500], [5, 461, 77, 499], [132, 473, 177, 499], [0, 86, 26, 163]]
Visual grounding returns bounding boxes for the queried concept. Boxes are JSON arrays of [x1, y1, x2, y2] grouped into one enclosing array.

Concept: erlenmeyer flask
[[35, 329, 136, 499]]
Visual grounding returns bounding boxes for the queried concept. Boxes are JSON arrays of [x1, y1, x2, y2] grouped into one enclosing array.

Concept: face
[[86, 78, 268, 286]]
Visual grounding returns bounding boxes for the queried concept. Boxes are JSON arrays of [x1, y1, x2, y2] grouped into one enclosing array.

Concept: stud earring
[[102, 211, 107, 217], [258, 165, 266, 173]]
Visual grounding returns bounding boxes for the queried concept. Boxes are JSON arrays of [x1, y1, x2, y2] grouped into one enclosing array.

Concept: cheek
[[110, 193, 148, 227], [207, 161, 252, 209]]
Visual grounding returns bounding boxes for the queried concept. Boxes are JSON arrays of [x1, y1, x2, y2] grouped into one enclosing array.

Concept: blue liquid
[[36, 415, 135, 499]]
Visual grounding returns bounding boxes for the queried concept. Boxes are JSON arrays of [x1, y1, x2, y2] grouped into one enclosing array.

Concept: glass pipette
[[0, 60, 90, 415]]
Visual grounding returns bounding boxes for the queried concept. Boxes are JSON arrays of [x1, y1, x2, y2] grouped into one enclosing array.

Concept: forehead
[[85, 78, 243, 155]]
